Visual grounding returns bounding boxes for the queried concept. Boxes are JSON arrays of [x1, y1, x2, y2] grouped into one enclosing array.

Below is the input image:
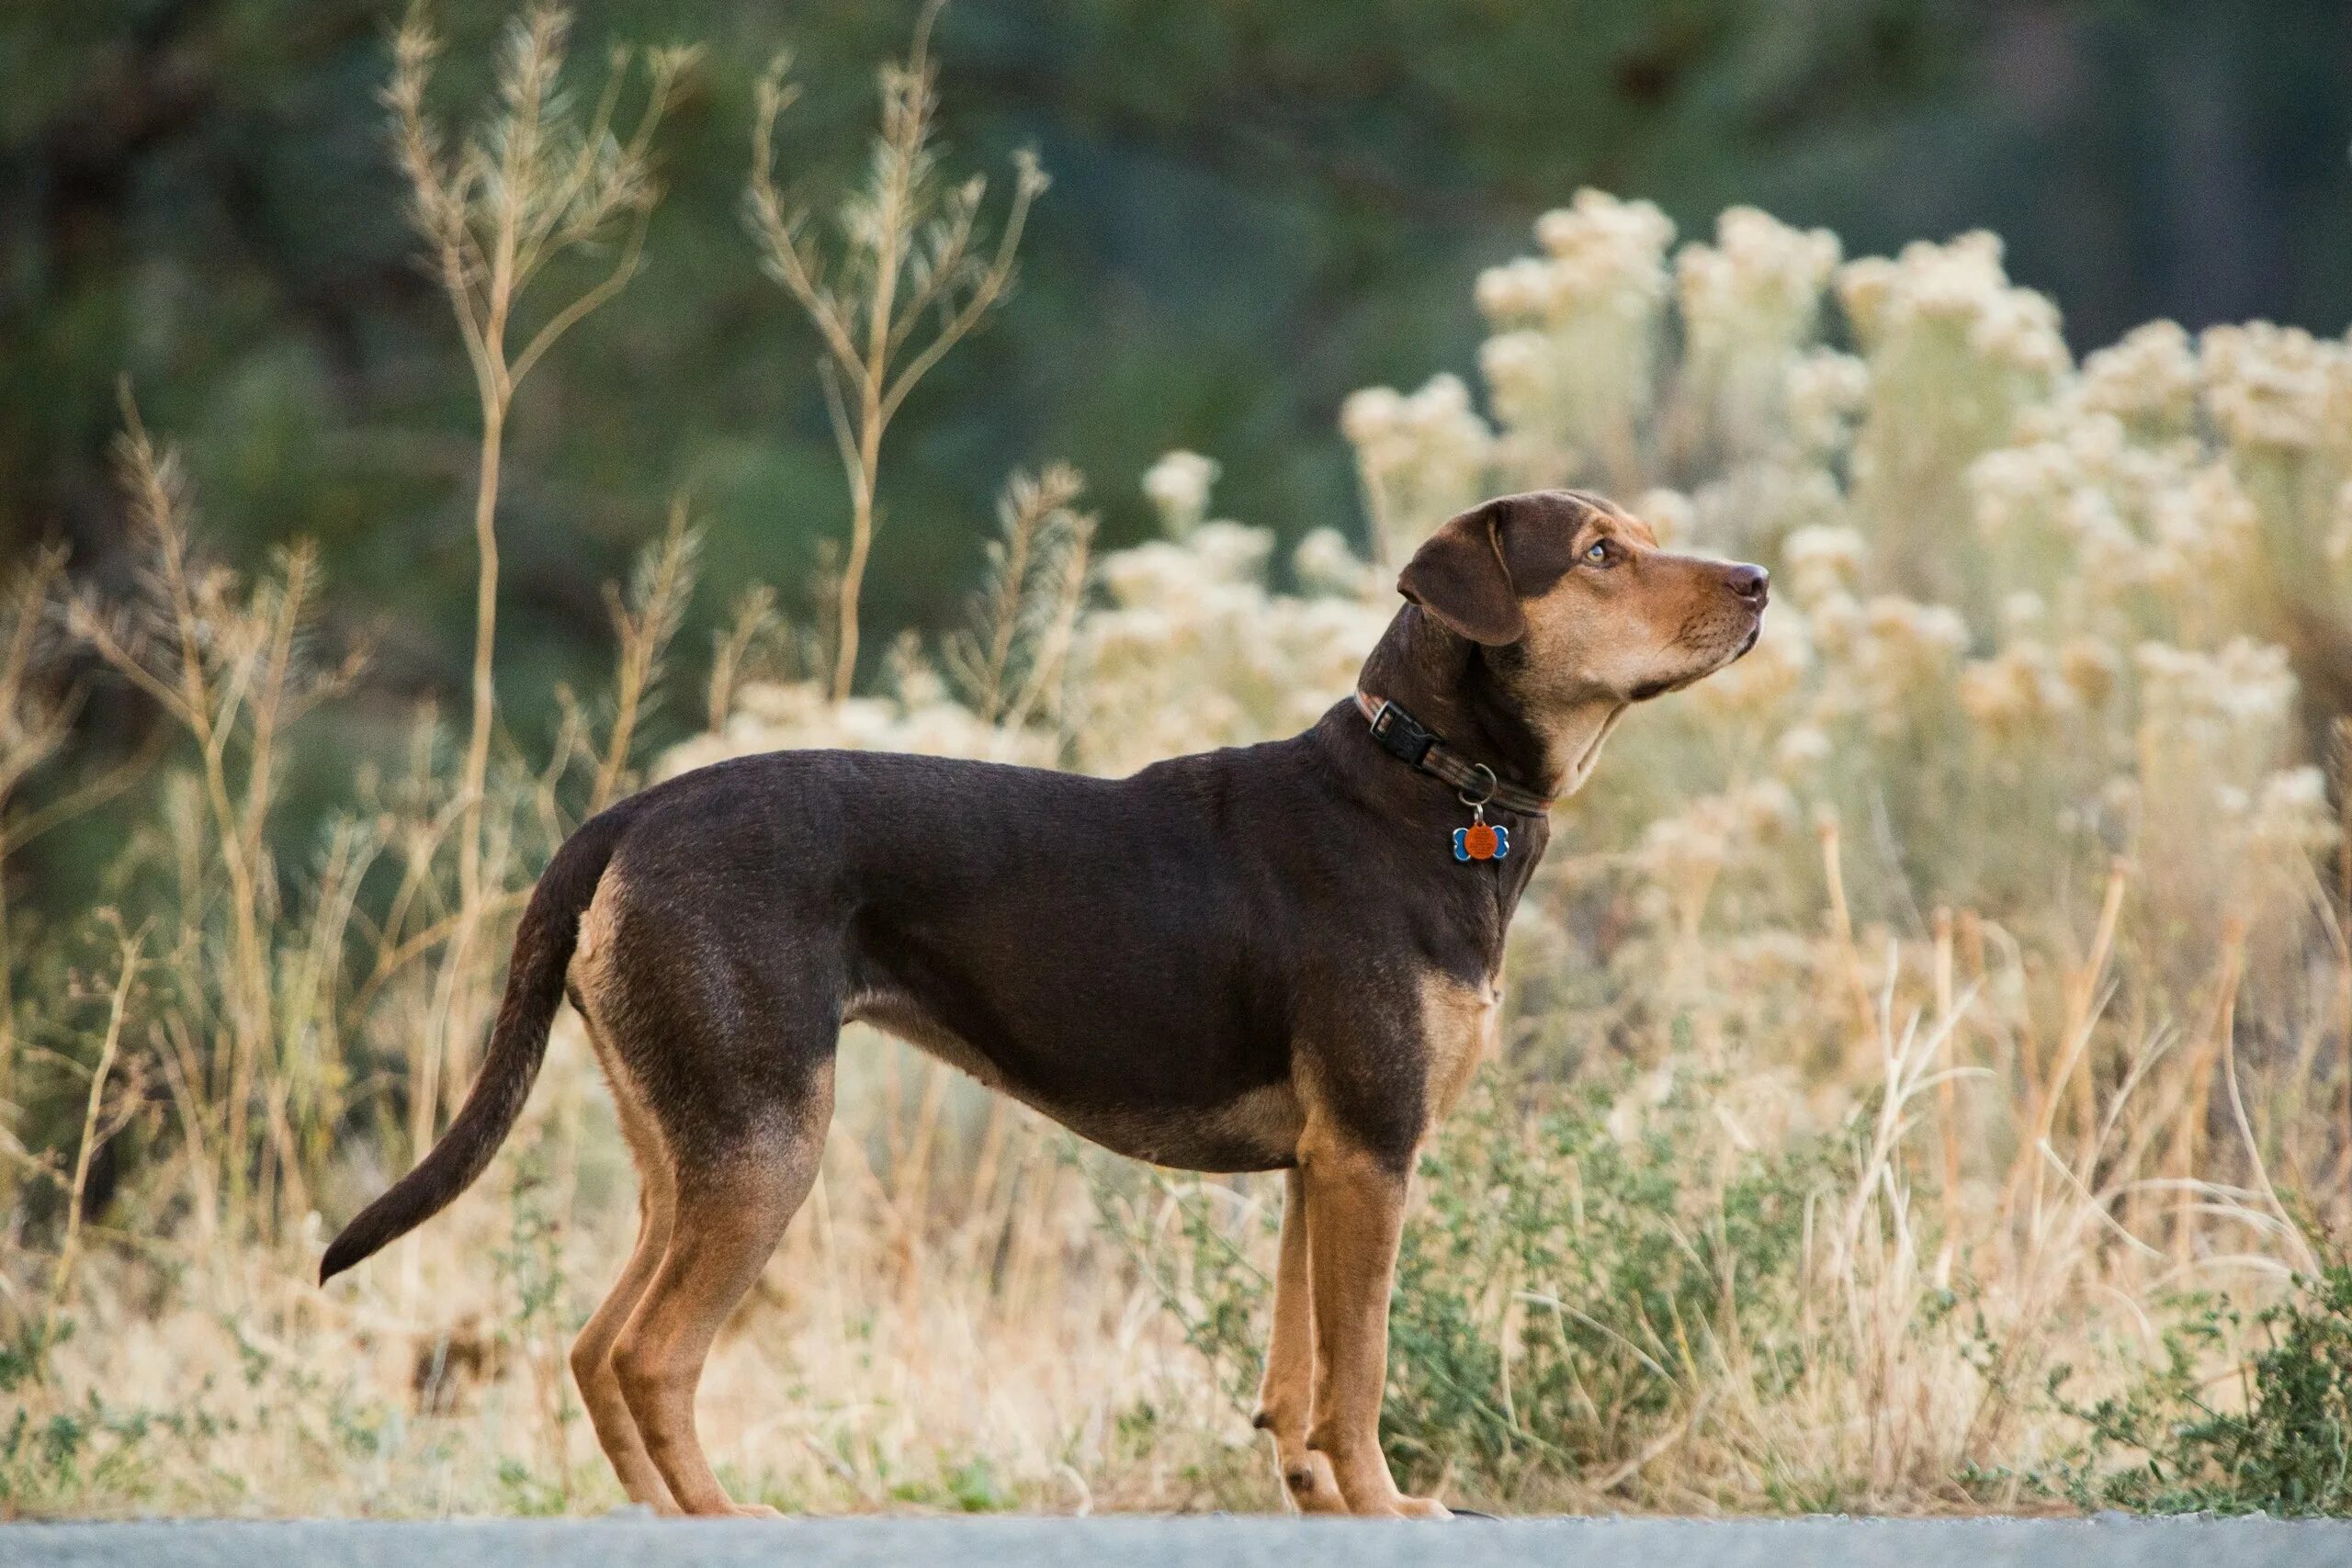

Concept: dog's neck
[[1354, 605, 1623, 803], [1546, 699, 1629, 797]]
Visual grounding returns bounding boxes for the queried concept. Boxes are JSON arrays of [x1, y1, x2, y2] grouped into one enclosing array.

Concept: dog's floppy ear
[[1397, 497, 1527, 645]]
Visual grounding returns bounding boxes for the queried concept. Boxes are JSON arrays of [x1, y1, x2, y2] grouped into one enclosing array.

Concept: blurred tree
[[1, 0, 2346, 896]]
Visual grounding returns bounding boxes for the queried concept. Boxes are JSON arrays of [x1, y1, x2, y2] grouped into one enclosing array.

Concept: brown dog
[[321, 488, 1766, 1517]]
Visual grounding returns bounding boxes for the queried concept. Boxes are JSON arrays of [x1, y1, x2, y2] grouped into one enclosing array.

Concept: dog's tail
[[319, 801, 638, 1284]]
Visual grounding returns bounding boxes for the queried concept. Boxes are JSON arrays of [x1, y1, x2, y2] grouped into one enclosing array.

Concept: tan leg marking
[[565, 881, 684, 1511], [612, 1066, 831, 1518], [1300, 1119, 1447, 1518], [1252, 1167, 1343, 1512], [567, 1024, 679, 1511]]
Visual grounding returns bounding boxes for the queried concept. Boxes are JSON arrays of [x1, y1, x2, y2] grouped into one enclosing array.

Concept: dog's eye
[[1584, 540, 1611, 566]]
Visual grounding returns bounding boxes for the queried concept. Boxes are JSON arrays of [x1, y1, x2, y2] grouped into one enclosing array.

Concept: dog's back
[[582, 739, 1346, 1169]]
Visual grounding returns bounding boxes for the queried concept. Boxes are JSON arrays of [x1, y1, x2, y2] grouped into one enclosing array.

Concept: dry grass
[[6, 6, 2352, 1523]]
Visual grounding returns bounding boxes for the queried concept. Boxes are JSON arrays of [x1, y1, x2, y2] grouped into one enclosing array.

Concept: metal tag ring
[[1458, 763, 1498, 810]]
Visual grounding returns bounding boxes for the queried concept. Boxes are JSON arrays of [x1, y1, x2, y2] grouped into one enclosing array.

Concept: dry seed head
[[1958, 642, 2075, 740], [2199, 321, 2346, 450], [2078, 319, 2199, 433], [1781, 525, 1868, 605], [1784, 349, 1869, 452], [1141, 451, 1220, 539], [1293, 527, 1380, 599], [1836, 231, 2069, 380], [1675, 206, 1840, 359], [2057, 636, 2122, 709]]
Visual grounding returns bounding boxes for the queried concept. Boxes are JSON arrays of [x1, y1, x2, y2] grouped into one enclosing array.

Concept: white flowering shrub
[[690, 193, 2348, 1095]]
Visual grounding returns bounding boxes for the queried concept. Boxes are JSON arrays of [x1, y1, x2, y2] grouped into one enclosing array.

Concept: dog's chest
[[1417, 972, 1500, 1139]]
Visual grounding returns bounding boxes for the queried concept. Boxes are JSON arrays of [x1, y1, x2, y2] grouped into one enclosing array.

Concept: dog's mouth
[[1710, 609, 1765, 671], [1629, 615, 1763, 703]]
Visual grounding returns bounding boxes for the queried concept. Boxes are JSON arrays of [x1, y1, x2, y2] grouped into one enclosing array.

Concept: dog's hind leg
[[1252, 1167, 1345, 1513], [612, 1062, 832, 1517], [567, 1047, 678, 1512]]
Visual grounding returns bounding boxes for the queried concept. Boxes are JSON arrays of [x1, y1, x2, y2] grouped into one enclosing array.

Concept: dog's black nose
[[1726, 563, 1770, 604]]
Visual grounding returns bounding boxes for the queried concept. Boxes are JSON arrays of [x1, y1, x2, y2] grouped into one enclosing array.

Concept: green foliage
[[1388, 1077, 1829, 1494], [0, 1292, 470, 1517], [0, 1314, 222, 1518], [495, 1152, 574, 1346], [489, 1147, 585, 1511], [1121, 1079, 2352, 1518], [1107, 1068, 1833, 1507], [885, 1454, 1012, 1512], [2035, 1245, 2352, 1516]]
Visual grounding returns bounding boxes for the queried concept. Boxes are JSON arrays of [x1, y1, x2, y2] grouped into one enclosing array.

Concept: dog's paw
[[726, 1501, 786, 1520], [1280, 1450, 1348, 1514]]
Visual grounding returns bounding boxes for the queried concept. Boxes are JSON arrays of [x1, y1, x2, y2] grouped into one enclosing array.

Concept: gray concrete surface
[[6, 1516, 2352, 1567]]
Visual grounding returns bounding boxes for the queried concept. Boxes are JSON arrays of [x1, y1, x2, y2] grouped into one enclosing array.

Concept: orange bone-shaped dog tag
[[1452, 810, 1509, 863]]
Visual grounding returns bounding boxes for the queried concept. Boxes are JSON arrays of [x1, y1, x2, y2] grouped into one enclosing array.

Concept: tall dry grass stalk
[[0, 547, 74, 1100], [40, 922, 141, 1347], [944, 464, 1093, 729], [747, 0, 1046, 702], [586, 497, 700, 814], [705, 587, 788, 736], [66, 405, 365, 1238], [386, 1, 690, 1120]]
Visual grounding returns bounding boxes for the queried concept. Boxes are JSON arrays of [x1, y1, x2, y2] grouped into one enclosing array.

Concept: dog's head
[[1396, 489, 1767, 777]]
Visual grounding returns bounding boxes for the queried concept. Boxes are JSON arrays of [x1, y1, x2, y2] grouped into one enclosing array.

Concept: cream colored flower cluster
[[2125, 637, 2332, 918], [1838, 231, 2070, 385], [1340, 374, 1496, 564], [1694, 525, 1964, 745], [1347, 195, 2344, 966], [2134, 637, 2301, 761], [1073, 514, 1390, 776], [1677, 208, 1842, 361], [1474, 188, 1679, 328], [1141, 449, 1221, 538], [1784, 349, 1870, 456], [1955, 605, 2121, 746], [2075, 321, 2199, 434], [2199, 321, 2349, 453], [1969, 412, 2262, 632], [1473, 191, 1679, 486]]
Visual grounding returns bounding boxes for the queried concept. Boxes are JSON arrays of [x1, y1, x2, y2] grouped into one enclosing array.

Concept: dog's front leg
[[1254, 1167, 1346, 1512], [1300, 1135, 1448, 1517]]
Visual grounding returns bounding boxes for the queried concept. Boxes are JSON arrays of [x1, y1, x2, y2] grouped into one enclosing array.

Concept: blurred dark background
[[5, 0, 2349, 885]]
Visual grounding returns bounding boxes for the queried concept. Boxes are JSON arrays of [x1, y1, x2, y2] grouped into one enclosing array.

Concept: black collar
[[1354, 690, 1554, 818]]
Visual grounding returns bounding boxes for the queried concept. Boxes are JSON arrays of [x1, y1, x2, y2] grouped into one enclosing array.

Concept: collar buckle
[[1355, 688, 1553, 818], [1364, 696, 1436, 768]]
